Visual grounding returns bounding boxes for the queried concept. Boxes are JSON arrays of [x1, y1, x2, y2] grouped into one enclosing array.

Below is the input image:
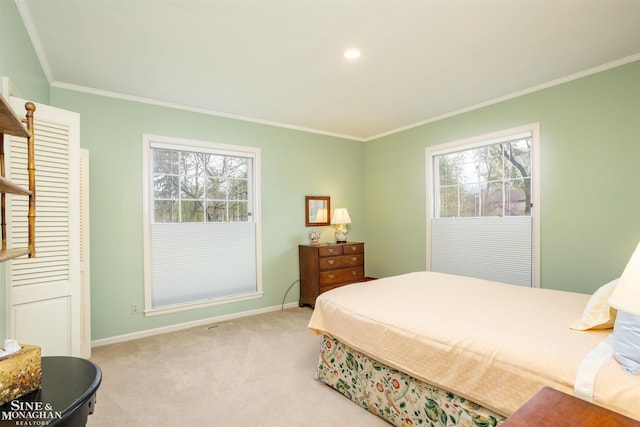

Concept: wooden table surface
[[0, 356, 102, 427], [502, 387, 640, 427]]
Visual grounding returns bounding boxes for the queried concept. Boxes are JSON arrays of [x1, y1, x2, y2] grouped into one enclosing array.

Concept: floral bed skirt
[[316, 334, 507, 427]]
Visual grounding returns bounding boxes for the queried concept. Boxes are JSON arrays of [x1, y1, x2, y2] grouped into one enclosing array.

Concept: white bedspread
[[308, 271, 640, 420]]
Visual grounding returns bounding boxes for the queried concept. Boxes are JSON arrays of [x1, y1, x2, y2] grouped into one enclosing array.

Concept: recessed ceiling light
[[344, 49, 361, 59]]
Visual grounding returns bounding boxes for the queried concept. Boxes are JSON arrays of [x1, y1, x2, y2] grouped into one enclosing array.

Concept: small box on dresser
[[299, 242, 365, 307]]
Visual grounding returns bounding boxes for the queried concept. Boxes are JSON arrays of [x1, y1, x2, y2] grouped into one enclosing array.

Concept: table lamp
[[331, 208, 351, 243], [609, 241, 640, 374]]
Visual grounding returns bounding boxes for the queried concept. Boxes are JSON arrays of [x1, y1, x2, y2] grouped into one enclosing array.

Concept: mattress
[[308, 271, 640, 420]]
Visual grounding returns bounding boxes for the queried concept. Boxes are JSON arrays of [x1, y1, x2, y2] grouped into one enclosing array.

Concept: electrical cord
[[281, 279, 300, 310]]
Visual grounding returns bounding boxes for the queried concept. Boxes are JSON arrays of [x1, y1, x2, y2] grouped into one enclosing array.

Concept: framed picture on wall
[[305, 196, 330, 226]]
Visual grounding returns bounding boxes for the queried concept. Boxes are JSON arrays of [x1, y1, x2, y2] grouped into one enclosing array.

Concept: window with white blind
[[426, 124, 540, 287], [142, 135, 262, 316]]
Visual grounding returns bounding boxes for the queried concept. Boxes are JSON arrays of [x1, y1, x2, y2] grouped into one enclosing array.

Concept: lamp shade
[[609, 241, 640, 316], [331, 208, 351, 225]]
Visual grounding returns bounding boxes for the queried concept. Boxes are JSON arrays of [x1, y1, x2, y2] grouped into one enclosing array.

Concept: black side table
[[0, 356, 102, 427]]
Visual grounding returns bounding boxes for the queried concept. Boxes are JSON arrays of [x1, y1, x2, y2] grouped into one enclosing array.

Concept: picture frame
[[305, 196, 330, 227]]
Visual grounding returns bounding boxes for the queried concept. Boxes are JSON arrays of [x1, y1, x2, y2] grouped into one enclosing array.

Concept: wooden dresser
[[299, 242, 365, 307]]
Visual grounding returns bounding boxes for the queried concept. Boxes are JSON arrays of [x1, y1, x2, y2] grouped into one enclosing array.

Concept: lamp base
[[335, 225, 348, 243]]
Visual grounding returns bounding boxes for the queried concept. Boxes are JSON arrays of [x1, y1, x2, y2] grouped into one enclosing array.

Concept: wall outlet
[[131, 304, 140, 314]]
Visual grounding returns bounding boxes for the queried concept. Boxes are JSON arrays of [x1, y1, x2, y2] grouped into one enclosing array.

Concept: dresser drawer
[[319, 282, 353, 294], [342, 243, 364, 255], [319, 254, 363, 270], [319, 246, 343, 257], [319, 267, 365, 286]]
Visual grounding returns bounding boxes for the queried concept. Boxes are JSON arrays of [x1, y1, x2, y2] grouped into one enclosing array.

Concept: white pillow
[[612, 311, 640, 374], [569, 279, 618, 331]]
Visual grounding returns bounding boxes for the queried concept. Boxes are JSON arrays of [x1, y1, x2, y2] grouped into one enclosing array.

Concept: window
[[143, 135, 262, 316], [152, 148, 251, 223], [435, 136, 531, 218], [426, 124, 540, 287]]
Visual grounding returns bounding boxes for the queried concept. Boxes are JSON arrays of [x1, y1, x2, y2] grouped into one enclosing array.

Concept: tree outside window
[[153, 149, 249, 223], [435, 138, 531, 218]]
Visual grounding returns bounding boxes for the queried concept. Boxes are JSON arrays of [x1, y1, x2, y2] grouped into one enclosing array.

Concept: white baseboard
[[91, 301, 302, 348]]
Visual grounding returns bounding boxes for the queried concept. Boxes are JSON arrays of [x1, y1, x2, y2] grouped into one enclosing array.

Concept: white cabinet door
[[6, 97, 82, 357]]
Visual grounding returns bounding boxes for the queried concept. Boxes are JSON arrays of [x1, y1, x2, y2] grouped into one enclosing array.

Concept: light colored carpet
[[86, 307, 389, 426]]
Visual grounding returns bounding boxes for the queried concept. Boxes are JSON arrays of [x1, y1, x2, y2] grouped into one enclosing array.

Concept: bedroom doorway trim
[[425, 123, 540, 288]]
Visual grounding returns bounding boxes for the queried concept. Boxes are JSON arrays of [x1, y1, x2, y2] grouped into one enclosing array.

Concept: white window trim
[[425, 123, 541, 288], [142, 134, 263, 316]]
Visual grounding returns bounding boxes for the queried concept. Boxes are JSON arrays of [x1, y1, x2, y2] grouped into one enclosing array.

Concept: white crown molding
[[54, 52, 639, 144], [16, 0, 640, 143], [365, 53, 640, 141], [50, 81, 366, 142]]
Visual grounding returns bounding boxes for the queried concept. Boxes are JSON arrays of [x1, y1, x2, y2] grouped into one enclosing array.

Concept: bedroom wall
[[49, 88, 365, 341], [0, 0, 50, 343], [364, 59, 640, 294], [0, 1, 49, 103]]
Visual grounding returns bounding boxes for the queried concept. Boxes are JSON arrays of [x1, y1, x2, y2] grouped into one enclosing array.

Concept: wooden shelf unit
[[0, 94, 35, 261]]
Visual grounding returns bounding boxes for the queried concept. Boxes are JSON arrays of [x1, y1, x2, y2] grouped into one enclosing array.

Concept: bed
[[308, 271, 640, 426]]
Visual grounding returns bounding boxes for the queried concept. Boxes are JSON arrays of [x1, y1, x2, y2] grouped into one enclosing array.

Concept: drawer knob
[[350, 246, 357, 251], [351, 270, 357, 275], [328, 274, 335, 279], [327, 259, 335, 265], [351, 257, 357, 262], [328, 248, 335, 254]]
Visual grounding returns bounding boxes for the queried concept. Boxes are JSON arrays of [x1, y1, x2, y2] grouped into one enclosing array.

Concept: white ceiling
[[18, 0, 640, 141]]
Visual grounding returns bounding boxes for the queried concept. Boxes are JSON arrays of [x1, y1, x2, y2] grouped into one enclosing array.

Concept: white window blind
[[431, 217, 532, 286], [150, 222, 256, 307]]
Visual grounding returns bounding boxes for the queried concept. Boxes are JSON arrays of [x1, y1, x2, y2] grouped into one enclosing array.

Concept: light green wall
[[0, 0, 49, 103], [49, 89, 365, 340], [364, 60, 640, 294]]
